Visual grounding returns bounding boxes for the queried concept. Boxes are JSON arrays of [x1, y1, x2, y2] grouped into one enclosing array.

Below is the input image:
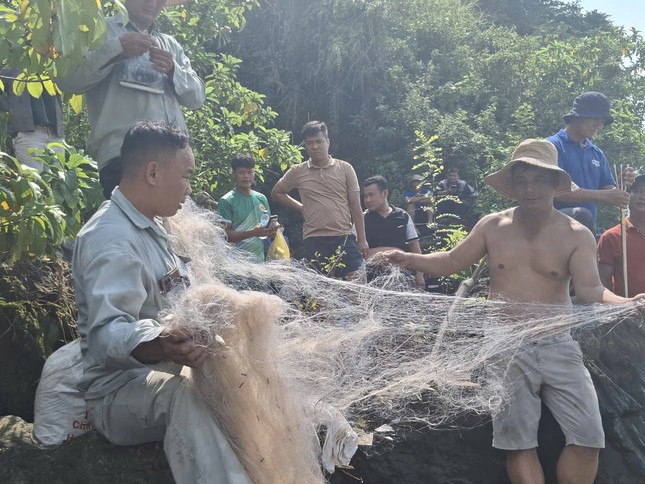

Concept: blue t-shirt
[[403, 187, 432, 211], [547, 129, 615, 225]]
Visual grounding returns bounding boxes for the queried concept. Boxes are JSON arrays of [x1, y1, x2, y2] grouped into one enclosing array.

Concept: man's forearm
[[554, 188, 607, 204], [349, 202, 367, 243], [226, 227, 259, 243], [132, 337, 165, 364], [272, 190, 303, 214]]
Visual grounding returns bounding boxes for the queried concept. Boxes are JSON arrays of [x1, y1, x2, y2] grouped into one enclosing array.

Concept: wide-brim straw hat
[[484, 139, 572, 201]]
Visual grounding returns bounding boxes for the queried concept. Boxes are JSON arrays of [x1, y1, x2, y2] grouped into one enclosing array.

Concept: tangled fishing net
[[163, 201, 641, 483]]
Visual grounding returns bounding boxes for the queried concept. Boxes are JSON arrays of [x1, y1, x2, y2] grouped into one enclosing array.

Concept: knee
[[565, 444, 599, 462]]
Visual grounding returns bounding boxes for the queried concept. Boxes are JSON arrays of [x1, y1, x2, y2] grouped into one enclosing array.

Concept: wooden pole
[[615, 164, 629, 296]]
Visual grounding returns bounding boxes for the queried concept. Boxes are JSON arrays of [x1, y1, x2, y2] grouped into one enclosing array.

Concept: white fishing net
[[163, 201, 640, 482]]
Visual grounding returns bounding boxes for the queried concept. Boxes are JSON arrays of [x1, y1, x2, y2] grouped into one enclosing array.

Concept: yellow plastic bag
[[267, 229, 290, 260]]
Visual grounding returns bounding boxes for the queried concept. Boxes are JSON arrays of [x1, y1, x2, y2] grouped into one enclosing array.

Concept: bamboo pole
[[614, 164, 629, 296]]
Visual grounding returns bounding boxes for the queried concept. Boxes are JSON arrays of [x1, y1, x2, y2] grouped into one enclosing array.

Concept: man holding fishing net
[[384, 138, 645, 484], [72, 122, 251, 484]]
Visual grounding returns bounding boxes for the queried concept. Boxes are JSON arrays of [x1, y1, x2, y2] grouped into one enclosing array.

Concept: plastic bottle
[[260, 210, 270, 227]]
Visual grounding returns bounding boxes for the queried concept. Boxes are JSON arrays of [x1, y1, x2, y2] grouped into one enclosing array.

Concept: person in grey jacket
[[73, 121, 250, 483], [57, 0, 205, 198], [0, 67, 65, 171]]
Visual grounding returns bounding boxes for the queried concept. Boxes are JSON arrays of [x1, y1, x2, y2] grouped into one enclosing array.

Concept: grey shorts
[[492, 333, 604, 450]]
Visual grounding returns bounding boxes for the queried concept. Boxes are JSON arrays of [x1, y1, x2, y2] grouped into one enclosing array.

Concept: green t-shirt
[[218, 189, 271, 261]]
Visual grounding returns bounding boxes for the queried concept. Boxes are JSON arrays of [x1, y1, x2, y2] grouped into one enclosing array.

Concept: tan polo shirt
[[274, 157, 360, 239]]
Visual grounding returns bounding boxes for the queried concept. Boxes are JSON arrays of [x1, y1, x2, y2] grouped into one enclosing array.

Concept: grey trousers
[[86, 370, 251, 484]]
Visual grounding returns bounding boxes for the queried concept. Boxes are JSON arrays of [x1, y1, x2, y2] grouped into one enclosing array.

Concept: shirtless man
[[384, 139, 644, 484]]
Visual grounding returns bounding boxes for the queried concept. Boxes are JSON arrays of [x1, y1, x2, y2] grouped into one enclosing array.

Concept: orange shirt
[[597, 218, 645, 297]]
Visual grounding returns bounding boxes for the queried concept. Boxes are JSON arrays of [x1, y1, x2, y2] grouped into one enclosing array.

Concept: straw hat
[[484, 139, 572, 200]]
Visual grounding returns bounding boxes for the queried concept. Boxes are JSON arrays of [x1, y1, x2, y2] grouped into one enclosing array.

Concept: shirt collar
[[557, 128, 594, 149], [111, 187, 169, 239], [306, 156, 336, 169]]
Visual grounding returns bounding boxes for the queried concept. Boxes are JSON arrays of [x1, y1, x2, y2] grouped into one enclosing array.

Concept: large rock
[[0, 416, 173, 483], [0, 260, 78, 420], [1, 314, 643, 483]]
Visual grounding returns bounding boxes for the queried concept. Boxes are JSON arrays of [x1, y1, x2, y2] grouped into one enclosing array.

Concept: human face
[[511, 165, 558, 209], [571, 118, 604, 141], [447, 172, 460, 184], [304, 132, 330, 164], [629, 183, 645, 215], [126, 0, 165, 31], [155, 147, 195, 218], [233, 167, 255, 193], [363, 184, 388, 213]]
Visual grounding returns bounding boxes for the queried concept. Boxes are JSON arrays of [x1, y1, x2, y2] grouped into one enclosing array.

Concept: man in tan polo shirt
[[272, 121, 368, 278]]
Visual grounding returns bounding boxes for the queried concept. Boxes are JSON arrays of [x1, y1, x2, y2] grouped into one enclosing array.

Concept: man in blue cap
[[547, 92, 634, 235]]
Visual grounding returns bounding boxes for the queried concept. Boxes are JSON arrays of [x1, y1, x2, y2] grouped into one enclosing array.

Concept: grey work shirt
[[56, 14, 205, 170], [72, 188, 188, 399]]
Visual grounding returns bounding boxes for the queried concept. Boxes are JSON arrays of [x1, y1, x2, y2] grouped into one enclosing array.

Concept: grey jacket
[[0, 67, 65, 137]]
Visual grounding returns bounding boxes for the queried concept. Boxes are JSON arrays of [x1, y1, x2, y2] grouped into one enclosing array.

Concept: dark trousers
[[99, 157, 124, 199]]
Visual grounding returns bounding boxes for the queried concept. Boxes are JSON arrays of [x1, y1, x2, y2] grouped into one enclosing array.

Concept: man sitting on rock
[[384, 139, 644, 484], [72, 121, 250, 483]]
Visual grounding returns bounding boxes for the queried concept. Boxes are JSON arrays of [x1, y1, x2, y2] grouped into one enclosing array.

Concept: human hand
[[379, 249, 409, 268], [254, 223, 280, 238], [621, 166, 636, 190], [602, 188, 630, 209], [119, 32, 153, 57], [159, 326, 208, 368], [631, 293, 645, 318], [149, 45, 175, 75], [357, 239, 369, 259]]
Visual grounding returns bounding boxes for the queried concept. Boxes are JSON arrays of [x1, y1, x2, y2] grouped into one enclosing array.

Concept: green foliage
[[0, 0, 107, 78], [0, 146, 100, 264], [234, 0, 645, 229], [312, 246, 347, 278], [412, 131, 444, 185], [38, 144, 103, 230]]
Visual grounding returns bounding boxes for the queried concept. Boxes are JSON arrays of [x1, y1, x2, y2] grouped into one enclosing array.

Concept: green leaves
[[0, 146, 101, 264]]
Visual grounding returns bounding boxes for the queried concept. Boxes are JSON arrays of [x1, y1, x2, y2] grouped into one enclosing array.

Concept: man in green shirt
[[218, 155, 278, 261]]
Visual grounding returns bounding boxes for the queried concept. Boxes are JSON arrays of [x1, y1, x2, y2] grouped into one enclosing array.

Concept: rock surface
[[1, 314, 644, 483]]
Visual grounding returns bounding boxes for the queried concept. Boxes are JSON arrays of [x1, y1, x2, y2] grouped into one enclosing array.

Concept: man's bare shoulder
[[552, 209, 596, 241], [472, 208, 514, 234]]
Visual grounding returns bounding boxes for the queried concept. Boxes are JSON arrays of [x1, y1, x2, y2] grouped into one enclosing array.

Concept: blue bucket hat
[[563, 92, 614, 125]]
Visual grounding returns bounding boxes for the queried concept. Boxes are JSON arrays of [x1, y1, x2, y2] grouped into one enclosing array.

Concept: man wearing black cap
[[547, 91, 634, 235]]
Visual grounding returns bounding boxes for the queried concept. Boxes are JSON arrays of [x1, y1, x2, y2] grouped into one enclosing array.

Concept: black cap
[[563, 92, 614, 125], [629, 174, 645, 192]]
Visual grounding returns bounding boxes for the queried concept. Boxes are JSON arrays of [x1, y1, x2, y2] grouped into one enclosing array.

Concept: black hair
[[231, 154, 255, 171], [364, 175, 389, 192], [121, 121, 190, 177], [447, 167, 459, 175], [301, 120, 328, 140]]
